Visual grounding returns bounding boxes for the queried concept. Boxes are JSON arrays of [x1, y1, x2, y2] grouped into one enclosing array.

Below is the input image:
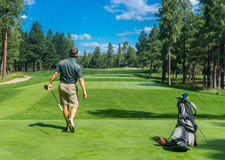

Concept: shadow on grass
[[135, 83, 163, 87], [88, 109, 225, 119], [88, 109, 176, 119], [200, 139, 225, 160], [211, 122, 225, 127], [29, 123, 65, 135]]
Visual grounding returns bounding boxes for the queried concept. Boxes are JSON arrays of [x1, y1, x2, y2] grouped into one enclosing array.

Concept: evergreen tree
[[146, 24, 162, 76], [7, 28, 22, 73], [126, 46, 136, 67], [83, 50, 88, 68], [52, 32, 69, 60], [0, 0, 26, 79], [91, 46, 101, 68], [29, 21, 46, 71], [46, 29, 53, 41], [117, 43, 123, 67], [156, 0, 183, 85], [42, 40, 58, 70], [122, 41, 129, 64], [136, 31, 148, 70], [101, 53, 108, 69], [107, 43, 114, 68], [18, 31, 32, 72]]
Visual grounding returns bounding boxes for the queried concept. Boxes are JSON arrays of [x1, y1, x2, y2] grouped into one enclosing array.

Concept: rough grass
[[0, 68, 225, 159]]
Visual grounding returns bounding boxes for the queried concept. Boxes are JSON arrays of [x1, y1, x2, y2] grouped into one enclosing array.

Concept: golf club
[[44, 85, 63, 111]]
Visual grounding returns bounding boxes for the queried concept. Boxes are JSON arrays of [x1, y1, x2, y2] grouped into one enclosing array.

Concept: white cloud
[[79, 42, 118, 53], [104, 0, 160, 21], [25, 0, 36, 5], [21, 15, 27, 19], [71, 34, 92, 40], [189, 0, 199, 6], [116, 26, 152, 36]]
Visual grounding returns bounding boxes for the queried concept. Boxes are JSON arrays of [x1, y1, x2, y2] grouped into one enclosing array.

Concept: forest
[[1, 0, 225, 89]]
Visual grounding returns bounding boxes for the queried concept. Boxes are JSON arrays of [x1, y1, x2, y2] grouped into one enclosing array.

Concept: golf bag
[[171, 97, 198, 151]]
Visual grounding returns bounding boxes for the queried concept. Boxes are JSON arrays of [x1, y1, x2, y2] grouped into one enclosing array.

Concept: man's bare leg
[[70, 106, 78, 120], [63, 105, 69, 130], [63, 105, 69, 120]]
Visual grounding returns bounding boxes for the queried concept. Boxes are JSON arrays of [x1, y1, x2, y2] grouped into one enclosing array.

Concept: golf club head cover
[[182, 93, 189, 100], [44, 85, 49, 90], [156, 137, 166, 146]]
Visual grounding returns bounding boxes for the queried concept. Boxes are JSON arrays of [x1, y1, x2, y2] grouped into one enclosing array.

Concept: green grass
[[0, 68, 225, 159]]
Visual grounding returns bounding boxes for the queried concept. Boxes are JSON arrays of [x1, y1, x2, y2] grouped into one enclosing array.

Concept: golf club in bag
[[44, 85, 63, 111]]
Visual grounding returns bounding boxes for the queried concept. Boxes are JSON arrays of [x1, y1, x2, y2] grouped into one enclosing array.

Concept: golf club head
[[44, 85, 49, 90]]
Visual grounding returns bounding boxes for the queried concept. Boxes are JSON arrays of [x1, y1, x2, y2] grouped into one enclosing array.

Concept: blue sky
[[22, 0, 199, 55]]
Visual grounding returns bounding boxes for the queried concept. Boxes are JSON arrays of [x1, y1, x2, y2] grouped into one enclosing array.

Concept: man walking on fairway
[[48, 47, 87, 133]]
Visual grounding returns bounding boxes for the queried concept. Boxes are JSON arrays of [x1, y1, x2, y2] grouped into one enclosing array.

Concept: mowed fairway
[[0, 69, 225, 160]]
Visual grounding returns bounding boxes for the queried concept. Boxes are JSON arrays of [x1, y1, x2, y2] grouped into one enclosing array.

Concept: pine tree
[[29, 21, 46, 72], [91, 46, 101, 68], [156, 0, 183, 85], [126, 46, 136, 67], [7, 28, 22, 73], [136, 31, 148, 70], [107, 43, 113, 68], [122, 41, 129, 65], [0, 0, 26, 79], [117, 43, 123, 67], [146, 24, 162, 76]]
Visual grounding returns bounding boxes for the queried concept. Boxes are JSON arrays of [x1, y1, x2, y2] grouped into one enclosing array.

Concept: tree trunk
[[221, 65, 224, 89], [213, 61, 217, 88], [203, 52, 206, 87], [183, 27, 186, 84], [168, 50, 171, 85], [33, 59, 36, 72], [217, 61, 220, 89], [1, 28, 8, 80], [149, 59, 153, 77], [175, 70, 178, 81], [207, 45, 211, 87], [25, 61, 28, 72], [162, 59, 166, 82], [221, 43, 225, 89]]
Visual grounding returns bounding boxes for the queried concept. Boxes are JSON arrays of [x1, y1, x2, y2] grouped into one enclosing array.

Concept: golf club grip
[[58, 103, 63, 111]]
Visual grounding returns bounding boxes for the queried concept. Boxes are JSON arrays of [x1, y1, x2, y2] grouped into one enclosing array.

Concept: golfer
[[48, 47, 87, 133]]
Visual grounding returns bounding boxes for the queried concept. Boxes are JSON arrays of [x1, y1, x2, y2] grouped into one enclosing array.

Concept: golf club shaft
[[197, 126, 209, 143], [51, 90, 63, 111], [168, 130, 174, 141]]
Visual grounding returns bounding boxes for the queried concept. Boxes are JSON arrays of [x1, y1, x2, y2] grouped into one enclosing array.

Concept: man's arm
[[79, 78, 87, 100], [48, 72, 59, 90]]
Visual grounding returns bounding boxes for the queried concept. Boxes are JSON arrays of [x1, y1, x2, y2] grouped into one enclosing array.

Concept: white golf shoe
[[67, 118, 75, 133]]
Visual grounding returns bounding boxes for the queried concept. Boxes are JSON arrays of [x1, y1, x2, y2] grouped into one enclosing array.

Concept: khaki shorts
[[58, 82, 78, 107]]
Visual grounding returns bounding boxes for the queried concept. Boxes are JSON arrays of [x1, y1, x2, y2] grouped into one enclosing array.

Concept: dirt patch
[[0, 76, 31, 85]]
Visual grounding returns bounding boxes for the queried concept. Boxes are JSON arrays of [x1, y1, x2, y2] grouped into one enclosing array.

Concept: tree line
[[134, 0, 225, 89], [1, 0, 225, 90]]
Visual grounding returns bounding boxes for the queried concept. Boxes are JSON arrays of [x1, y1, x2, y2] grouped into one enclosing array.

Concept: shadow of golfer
[[29, 123, 65, 135]]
